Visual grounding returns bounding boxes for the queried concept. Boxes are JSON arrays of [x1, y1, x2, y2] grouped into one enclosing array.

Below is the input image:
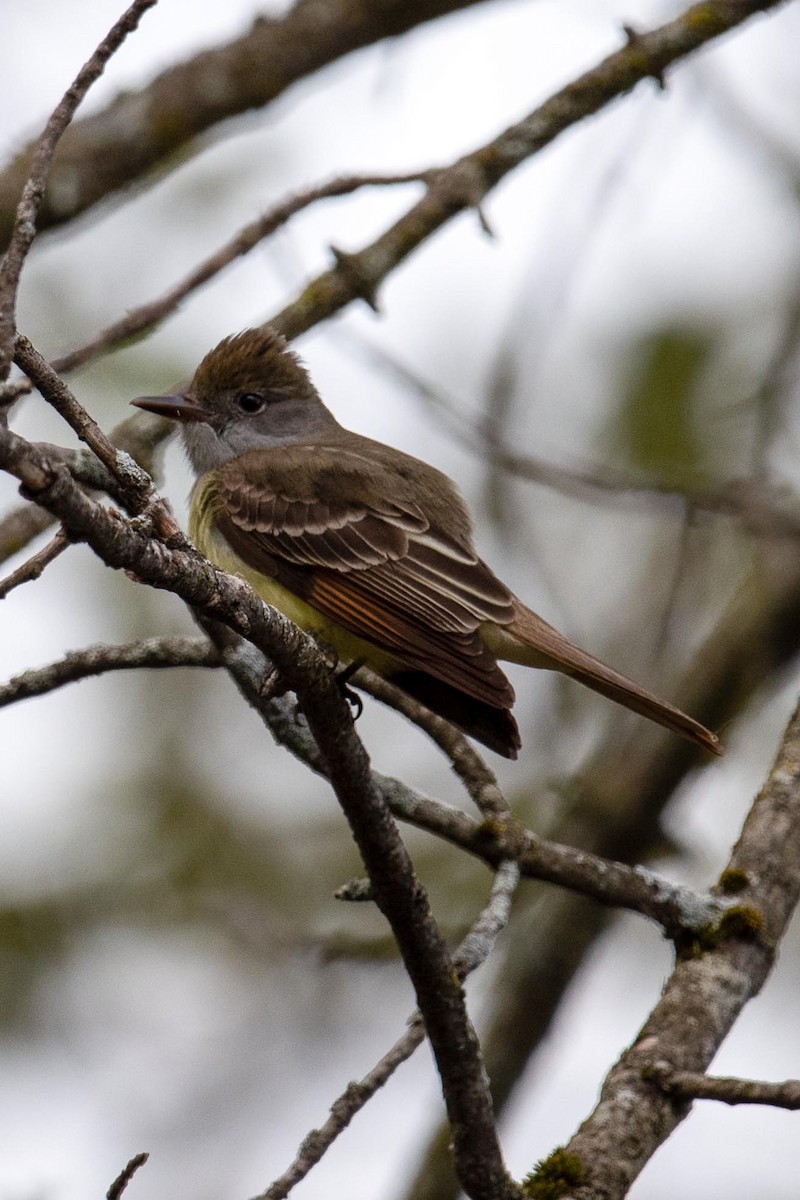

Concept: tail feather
[[390, 669, 521, 759], [503, 602, 723, 757]]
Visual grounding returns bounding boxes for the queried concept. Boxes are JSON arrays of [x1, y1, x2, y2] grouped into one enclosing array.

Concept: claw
[[336, 658, 365, 721], [342, 685, 363, 721]]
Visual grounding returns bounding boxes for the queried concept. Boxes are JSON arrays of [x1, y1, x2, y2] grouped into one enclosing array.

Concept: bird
[[132, 327, 722, 760]]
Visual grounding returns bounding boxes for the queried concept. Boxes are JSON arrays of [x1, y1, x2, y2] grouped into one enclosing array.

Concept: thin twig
[[106, 1152, 149, 1200], [451, 859, 520, 976], [13, 336, 180, 541], [259, 861, 520, 1200], [205, 625, 729, 937], [355, 667, 511, 819], [14, 337, 150, 504], [0, 0, 159, 378], [0, 636, 221, 708], [342, 330, 800, 537], [650, 1066, 800, 1110], [46, 173, 427, 379], [0, 527, 69, 599]]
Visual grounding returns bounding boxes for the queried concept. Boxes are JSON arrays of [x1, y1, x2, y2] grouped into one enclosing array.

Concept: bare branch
[[0, 424, 518, 1200], [14, 336, 154, 507], [452, 859, 520, 976], [0, 0, 493, 248], [0, 527, 68, 599], [106, 1152, 149, 1200], [202, 623, 729, 936], [260, 861, 520, 1200], [3, 0, 784, 400], [47, 173, 427, 380], [12, 336, 183, 554], [0, 636, 221, 708], [554, 700, 800, 1199], [355, 667, 511, 819], [269, 0, 790, 341], [650, 1066, 800, 1110], [0, 0, 159, 378]]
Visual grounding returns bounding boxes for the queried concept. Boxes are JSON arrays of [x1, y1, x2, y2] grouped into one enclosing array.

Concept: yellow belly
[[191, 502, 403, 675]]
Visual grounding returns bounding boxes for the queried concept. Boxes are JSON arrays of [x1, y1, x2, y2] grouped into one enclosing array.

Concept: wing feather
[[214, 452, 516, 708]]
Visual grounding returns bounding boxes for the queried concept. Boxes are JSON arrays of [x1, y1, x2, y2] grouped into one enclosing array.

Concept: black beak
[[130, 394, 210, 422]]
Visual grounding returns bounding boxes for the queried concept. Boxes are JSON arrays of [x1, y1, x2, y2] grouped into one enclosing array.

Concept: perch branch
[[0, 422, 518, 1200]]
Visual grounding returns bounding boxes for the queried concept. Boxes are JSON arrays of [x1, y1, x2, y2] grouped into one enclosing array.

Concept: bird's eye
[[237, 392, 265, 414]]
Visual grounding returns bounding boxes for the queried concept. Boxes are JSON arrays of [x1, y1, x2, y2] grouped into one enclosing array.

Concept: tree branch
[[269, 0, 790, 341], [0, 527, 68, 599], [106, 1152, 149, 1200], [0, 636, 221, 706], [0, 0, 159, 379], [553, 701, 800, 1199], [650, 1066, 800, 1110], [354, 666, 511, 819], [259, 860, 520, 1200], [43, 173, 427, 381], [0, 422, 517, 1200], [0, 0, 496, 248], [199, 621, 730, 935]]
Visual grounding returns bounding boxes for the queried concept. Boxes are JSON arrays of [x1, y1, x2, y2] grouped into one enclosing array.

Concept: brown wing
[[213, 451, 517, 710]]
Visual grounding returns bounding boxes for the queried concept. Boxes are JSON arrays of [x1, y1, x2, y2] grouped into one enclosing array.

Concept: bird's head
[[132, 327, 339, 473]]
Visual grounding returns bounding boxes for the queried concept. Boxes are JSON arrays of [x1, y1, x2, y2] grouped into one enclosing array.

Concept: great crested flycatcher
[[132, 327, 721, 760]]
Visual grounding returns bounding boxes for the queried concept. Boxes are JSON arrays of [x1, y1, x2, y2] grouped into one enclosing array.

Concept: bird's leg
[[335, 658, 366, 721], [304, 634, 365, 720]]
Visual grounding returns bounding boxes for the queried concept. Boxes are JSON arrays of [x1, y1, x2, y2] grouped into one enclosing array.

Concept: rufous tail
[[503, 601, 722, 756]]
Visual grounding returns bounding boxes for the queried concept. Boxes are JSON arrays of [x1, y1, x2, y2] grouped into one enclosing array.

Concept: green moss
[[677, 902, 764, 957], [684, 6, 729, 37], [523, 1148, 587, 1198], [718, 868, 750, 895], [716, 905, 764, 940], [476, 816, 509, 842], [682, 904, 765, 955]]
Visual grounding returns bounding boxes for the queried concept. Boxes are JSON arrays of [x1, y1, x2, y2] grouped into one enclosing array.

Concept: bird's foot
[[336, 658, 365, 721]]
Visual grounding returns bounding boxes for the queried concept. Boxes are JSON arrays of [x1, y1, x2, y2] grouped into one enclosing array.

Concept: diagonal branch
[[0, 527, 69, 599], [0, 0, 159, 379], [549, 700, 800, 1199], [0, 0, 497, 249], [269, 0, 791, 341], [46, 173, 427, 381], [0, 423, 518, 1200], [259, 860, 520, 1200]]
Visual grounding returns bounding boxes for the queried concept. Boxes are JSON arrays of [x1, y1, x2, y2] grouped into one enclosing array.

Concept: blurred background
[[2, 0, 800, 1197]]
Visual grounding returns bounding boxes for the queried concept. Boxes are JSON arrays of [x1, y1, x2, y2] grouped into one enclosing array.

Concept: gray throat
[[181, 399, 342, 476]]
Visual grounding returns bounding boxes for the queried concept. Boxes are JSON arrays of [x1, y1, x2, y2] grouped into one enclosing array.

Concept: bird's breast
[[189, 476, 403, 675]]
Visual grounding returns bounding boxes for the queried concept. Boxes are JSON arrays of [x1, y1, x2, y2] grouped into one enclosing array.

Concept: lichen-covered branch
[[553, 701, 800, 1199]]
